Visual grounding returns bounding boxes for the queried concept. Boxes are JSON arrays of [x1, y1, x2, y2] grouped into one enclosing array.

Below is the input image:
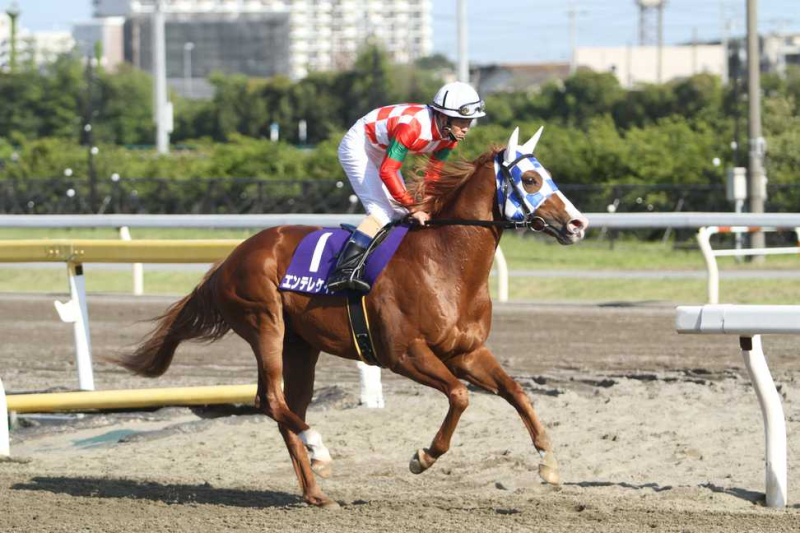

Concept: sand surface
[[1, 293, 799, 532]]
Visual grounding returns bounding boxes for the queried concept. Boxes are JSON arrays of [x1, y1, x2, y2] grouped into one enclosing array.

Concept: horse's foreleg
[[446, 346, 561, 485], [390, 339, 469, 474]]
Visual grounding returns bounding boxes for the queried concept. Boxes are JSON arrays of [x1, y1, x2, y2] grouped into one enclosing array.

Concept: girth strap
[[346, 293, 381, 367]]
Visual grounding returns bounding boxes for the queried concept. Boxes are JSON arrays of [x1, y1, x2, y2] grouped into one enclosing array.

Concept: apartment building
[[92, 0, 432, 80]]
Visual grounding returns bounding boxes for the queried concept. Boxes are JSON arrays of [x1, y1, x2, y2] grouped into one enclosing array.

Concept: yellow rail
[[0, 239, 242, 263], [6, 384, 258, 413]]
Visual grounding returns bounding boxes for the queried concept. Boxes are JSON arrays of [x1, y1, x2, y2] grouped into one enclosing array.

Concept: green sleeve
[[386, 138, 409, 162], [432, 147, 452, 161]]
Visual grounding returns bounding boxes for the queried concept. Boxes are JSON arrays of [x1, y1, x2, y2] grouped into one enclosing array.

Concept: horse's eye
[[523, 177, 536, 185]]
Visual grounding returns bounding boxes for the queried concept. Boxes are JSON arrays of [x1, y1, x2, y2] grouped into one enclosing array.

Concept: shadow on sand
[[12, 476, 303, 509], [565, 480, 675, 492], [567, 480, 770, 505]]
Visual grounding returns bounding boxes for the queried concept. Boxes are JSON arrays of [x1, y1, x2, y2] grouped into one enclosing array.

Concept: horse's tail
[[116, 262, 231, 377]]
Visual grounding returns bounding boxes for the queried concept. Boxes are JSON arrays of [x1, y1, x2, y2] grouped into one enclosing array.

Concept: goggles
[[456, 100, 486, 117]]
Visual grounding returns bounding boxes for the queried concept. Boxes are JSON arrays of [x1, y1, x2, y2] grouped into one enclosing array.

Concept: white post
[[119, 226, 144, 295], [456, 0, 468, 82], [53, 263, 95, 391], [0, 376, 9, 457], [153, 0, 170, 154], [494, 246, 508, 303], [696, 227, 720, 304], [740, 335, 787, 508], [357, 361, 384, 408]]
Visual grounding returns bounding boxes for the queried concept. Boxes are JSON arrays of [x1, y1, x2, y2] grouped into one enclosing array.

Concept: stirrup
[[327, 267, 371, 293]]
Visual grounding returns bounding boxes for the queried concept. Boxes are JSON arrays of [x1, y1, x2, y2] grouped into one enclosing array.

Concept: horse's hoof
[[320, 499, 341, 510], [538, 451, 561, 485], [409, 448, 436, 475], [312, 459, 333, 479], [305, 494, 340, 509]]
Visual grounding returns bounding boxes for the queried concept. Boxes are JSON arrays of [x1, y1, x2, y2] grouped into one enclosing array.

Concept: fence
[[4, 177, 800, 220], [697, 226, 800, 304]]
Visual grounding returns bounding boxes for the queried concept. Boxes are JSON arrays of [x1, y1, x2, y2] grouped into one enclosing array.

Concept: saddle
[[279, 223, 411, 367]]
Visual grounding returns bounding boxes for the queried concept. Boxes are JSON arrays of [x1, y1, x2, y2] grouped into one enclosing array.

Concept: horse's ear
[[521, 126, 544, 154], [505, 127, 520, 164]]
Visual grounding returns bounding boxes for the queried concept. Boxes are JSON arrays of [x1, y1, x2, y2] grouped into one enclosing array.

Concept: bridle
[[421, 149, 549, 232]]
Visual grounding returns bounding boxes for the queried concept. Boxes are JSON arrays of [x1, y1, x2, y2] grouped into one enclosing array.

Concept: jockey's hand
[[410, 210, 431, 226]]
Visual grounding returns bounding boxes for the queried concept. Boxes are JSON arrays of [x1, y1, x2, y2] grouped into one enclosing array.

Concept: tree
[[551, 70, 624, 125], [95, 64, 154, 145]]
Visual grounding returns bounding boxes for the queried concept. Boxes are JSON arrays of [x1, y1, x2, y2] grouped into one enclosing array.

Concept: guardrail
[[0, 239, 242, 391], [676, 304, 799, 508], [697, 227, 800, 304]]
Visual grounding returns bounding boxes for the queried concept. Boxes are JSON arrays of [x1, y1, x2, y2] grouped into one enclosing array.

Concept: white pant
[[338, 119, 409, 226]]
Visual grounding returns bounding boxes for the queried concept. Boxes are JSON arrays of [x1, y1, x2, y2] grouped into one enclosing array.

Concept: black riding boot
[[326, 236, 372, 293]]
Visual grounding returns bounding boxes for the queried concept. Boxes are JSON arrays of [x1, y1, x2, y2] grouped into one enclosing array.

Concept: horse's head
[[496, 127, 588, 245]]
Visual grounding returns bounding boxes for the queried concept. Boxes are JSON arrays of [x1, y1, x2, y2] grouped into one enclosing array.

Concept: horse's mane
[[407, 147, 502, 216]]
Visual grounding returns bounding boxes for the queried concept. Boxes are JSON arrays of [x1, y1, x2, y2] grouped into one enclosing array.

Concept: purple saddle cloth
[[279, 224, 410, 295]]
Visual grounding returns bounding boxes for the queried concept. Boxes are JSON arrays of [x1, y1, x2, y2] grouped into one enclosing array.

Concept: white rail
[[697, 227, 800, 304], [4, 212, 800, 306], [4, 212, 800, 229], [676, 304, 799, 508]]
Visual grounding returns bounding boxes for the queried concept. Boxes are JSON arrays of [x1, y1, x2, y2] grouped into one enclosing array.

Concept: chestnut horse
[[119, 127, 588, 507]]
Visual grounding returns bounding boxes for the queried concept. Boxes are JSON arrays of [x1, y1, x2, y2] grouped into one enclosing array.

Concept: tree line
[[0, 44, 798, 202]]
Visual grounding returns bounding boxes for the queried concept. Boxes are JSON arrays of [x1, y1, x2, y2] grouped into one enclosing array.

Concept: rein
[[424, 218, 547, 231]]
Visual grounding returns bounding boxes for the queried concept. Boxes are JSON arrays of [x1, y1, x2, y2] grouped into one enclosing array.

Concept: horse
[[117, 126, 589, 508]]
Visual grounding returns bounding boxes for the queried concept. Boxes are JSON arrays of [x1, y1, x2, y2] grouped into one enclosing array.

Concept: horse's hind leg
[[445, 346, 560, 485], [220, 289, 334, 506], [389, 339, 469, 474], [277, 332, 337, 507]]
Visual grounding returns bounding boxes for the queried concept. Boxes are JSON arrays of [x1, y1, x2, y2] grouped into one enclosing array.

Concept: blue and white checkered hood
[[494, 150, 559, 222]]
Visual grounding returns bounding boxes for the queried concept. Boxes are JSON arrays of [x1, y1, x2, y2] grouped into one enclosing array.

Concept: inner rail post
[[739, 334, 788, 508]]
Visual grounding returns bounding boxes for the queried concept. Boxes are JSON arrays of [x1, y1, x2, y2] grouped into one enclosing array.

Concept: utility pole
[[720, 4, 731, 86], [657, 0, 664, 83], [457, 0, 468, 83], [5, 2, 19, 72], [567, 3, 587, 75], [153, 0, 170, 154], [747, 0, 766, 257], [84, 56, 98, 212]]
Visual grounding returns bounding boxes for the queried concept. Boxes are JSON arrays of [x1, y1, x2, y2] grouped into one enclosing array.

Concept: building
[[1, 13, 74, 72], [762, 32, 800, 77], [472, 63, 571, 94], [91, 0, 432, 83], [73, 17, 126, 70], [23, 31, 75, 66], [576, 44, 726, 88]]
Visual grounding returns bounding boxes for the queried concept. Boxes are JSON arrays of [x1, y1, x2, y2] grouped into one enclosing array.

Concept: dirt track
[[1, 293, 799, 532]]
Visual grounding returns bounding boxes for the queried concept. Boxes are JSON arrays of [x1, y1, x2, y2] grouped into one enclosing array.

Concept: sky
[[14, 0, 800, 65]]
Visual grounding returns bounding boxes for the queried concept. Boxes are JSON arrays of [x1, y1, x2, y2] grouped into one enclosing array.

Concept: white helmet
[[431, 81, 486, 119]]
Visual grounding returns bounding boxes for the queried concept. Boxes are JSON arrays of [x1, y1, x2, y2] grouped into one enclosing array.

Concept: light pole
[[183, 41, 194, 98], [5, 1, 20, 72], [153, 0, 170, 154]]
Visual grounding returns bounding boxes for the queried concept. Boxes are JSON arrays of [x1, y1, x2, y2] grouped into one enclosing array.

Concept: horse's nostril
[[568, 216, 588, 234]]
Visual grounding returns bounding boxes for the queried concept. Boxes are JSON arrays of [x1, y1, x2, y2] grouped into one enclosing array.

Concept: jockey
[[327, 81, 486, 293]]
